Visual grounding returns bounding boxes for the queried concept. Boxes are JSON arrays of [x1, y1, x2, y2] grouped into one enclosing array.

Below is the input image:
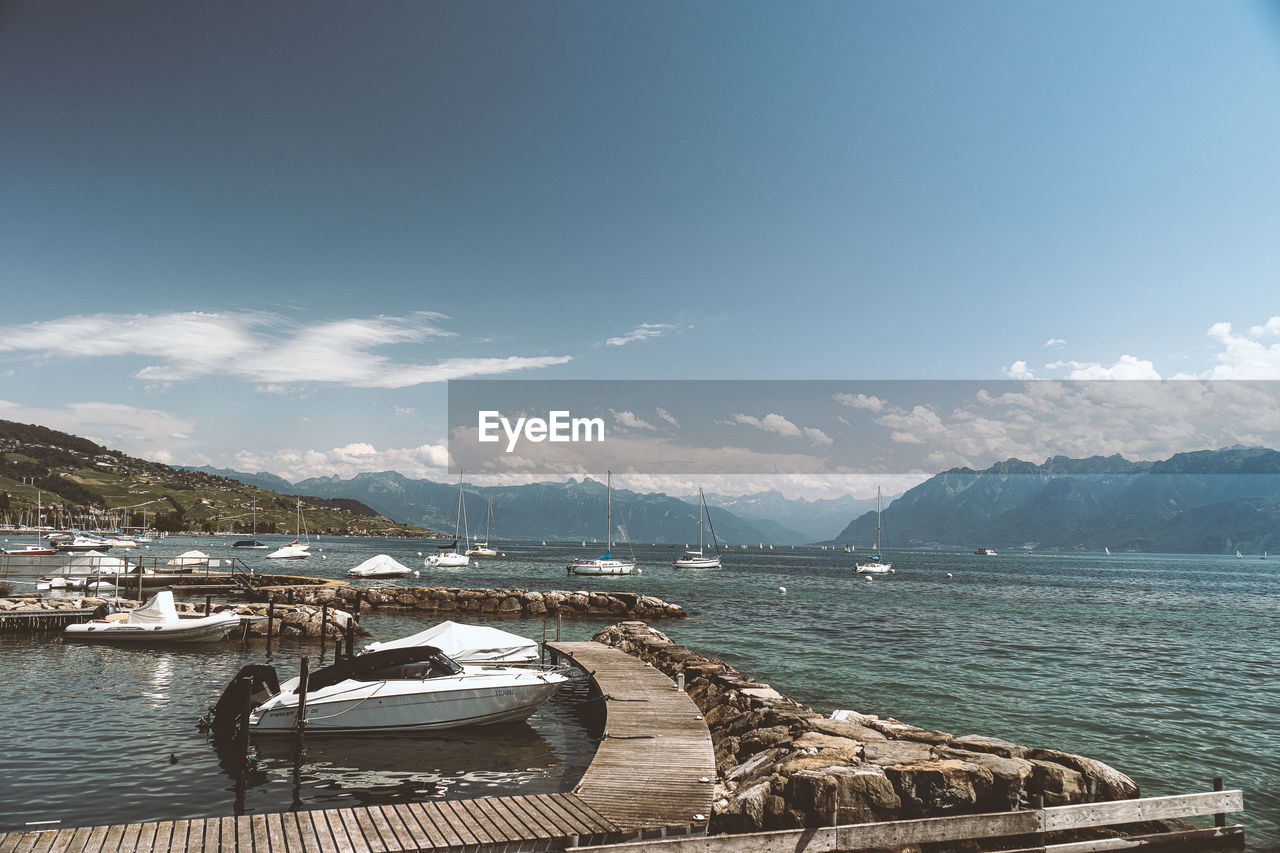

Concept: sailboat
[[426, 474, 470, 568], [855, 488, 892, 574], [1236, 550, 1243, 559], [674, 488, 721, 569], [466, 498, 498, 557], [1104, 546, 1111, 556], [232, 502, 269, 549], [3, 491, 57, 555], [567, 472, 635, 576], [266, 498, 311, 560]]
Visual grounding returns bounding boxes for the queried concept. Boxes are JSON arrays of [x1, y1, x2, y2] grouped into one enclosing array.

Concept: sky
[[2, 1, 1280, 499]]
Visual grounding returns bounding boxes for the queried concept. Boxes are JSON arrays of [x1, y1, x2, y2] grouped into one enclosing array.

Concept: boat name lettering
[[477, 411, 605, 452]]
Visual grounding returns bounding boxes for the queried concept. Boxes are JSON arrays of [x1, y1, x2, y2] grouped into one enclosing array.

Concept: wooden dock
[[0, 641, 716, 852]]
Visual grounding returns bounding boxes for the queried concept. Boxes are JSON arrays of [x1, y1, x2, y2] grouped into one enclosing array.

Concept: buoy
[[946, 572, 953, 578], [865, 576, 873, 583], [637, 568, 643, 574], [321, 555, 326, 559], [889, 568, 895, 573], [417, 552, 422, 557], [778, 586, 786, 594]]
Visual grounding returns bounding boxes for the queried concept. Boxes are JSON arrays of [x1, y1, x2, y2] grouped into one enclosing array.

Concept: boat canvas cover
[[350, 554, 411, 575], [363, 620, 539, 663], [307, 646, 461, 692], [129, 590, 181, 625], [168, 550, 210, 566]]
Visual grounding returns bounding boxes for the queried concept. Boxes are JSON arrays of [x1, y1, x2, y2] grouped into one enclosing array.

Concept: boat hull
[[855, 564, 892, 574], [567, 559, 634, 576], [673, 555, 720, 569], [426, 552, 469, 568], [65, 614, 242, 643], [251, 673, 566, 733]]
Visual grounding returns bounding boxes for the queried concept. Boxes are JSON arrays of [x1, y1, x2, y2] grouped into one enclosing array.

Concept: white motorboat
[[674, 488, 722, 569], [568, 471, 635, 576], [466, 499, 499, 557], [55, 534, 113, 552], [426, 473, 470, 569], [268, 499, 312, 560], [362, 620, 540, 665], [348, 554, 413, 578], [65, 590, 242, 643], [855, 487, 893, 574], [220, 646, 568, 734]]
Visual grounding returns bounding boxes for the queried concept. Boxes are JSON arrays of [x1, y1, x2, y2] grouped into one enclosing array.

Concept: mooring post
[[1030, 793, 1045, 849], [266, 599, 275, 652], [295, 657, 310, 744], [205, 595, 212, 616], [1213, 777, 1225, 827], [556, 612, 562, 642], [319, 604, 328, 658], [345, 616, 355, 659], [542, 620, 547, 665], [136, 557, 143, 600]]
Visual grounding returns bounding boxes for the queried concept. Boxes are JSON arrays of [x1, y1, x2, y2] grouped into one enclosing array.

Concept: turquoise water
[[1, 536, 1276, 848]]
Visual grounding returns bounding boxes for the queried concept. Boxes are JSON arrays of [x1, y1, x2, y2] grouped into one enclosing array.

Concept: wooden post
[[295, 657, 310, 738], [266, 600, 275, 652], [1213, 777, 1225, 828], [136, 557, 143, 600], [319, 605, 328, 658], [1030, 793, 1045, 850], [205, 595, 212, 616], [345, 616, 355, 659], [556, 612, 562, 642]]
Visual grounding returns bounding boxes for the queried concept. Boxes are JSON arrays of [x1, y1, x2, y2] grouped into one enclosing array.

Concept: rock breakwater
[[260, 583, 686, 620], [594, 621, 1140, 834]]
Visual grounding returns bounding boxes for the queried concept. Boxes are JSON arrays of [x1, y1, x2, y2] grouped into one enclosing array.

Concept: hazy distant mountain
[[689, 490, 878, 543], [186, 465, 296, 494], [285, 471, 788, 545], [830, 448, 1280, 554]]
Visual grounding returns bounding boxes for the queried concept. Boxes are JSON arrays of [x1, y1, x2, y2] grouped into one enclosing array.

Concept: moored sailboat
[[855, 487, 892, 574], [674, 488, 721, 569], [426, 473, 470, 568], [567, 472, 635, 576]]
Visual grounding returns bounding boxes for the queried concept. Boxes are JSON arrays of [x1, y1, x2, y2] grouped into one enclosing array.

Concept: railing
[[569, 786, 1245, 853]]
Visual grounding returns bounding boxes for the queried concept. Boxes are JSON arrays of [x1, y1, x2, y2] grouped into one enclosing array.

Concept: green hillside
[[0, 420, 438, 538]]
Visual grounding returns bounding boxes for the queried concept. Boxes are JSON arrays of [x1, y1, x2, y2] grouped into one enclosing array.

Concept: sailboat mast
[[606, 471, 613, 552], [875, 487, 882, 554], [698, 488, 705, 553]]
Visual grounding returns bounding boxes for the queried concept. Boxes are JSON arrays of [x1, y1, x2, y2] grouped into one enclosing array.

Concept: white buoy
[[865, 575, 873, 582], [321, 555, 326, 559], [414, 570, 420, 577], [417, 552, 422, 557], [889, 568, 895, 573], [637, 568, 643, 574], [946, 572, 953, 578], [778, 586, 786, 594]]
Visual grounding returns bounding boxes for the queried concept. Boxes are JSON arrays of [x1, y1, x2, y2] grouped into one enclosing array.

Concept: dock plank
[[277, 813, 302, 853], [321, 811, 355, 853], [409, 804, 463, 850], [396, 806, 449, 851], [355, 808, 390, 853], [296, 811, 330, 853], [336, 810, 372, 853], [372, 807, 414, 853], [263, 814, 283, 853]]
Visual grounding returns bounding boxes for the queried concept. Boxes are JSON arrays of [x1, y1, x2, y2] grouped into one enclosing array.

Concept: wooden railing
[[570, 787, 1245, 853]]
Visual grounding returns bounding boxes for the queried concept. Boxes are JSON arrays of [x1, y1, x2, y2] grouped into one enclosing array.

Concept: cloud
[[1002, 360, 1036, 380], [1044, 356, 1161, 380], [1177, 318, 1280, 379], [655, 407, 680, 428], [0, 311, 572, 389], [0, 399, 198, 462], [609, 409, 656, 430], [232, 441, 451, 482], [1044, 338, 1066, 348], [833, 392, 885, 412], [604, 323, 671, 347], [726, 412, 833, 446]]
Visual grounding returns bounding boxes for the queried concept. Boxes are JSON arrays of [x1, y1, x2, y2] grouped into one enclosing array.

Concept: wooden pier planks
[[547, 641, 716, 833], [0, 639, 711, 851]]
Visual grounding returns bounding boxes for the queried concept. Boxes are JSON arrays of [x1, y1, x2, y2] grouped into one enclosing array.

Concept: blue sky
[[2, 1, 1279, 497]]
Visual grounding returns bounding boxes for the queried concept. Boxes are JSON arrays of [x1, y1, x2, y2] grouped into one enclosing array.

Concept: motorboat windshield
[[305, 646, 463, 691]]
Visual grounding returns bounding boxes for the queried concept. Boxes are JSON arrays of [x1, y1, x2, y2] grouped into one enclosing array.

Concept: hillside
[[0, 421, 436, 537], [831, 448, 1280, 554]]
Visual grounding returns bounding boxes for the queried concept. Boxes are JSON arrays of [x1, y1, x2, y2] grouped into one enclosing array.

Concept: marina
[[0, 536, 1274, 848]]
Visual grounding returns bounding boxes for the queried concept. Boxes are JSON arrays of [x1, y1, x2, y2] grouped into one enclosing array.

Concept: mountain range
[[832, 448, 1280, 554]]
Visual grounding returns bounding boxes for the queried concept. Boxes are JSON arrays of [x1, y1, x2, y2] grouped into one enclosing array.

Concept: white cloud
[[655, 407, 680, 428], [727, 412, 832, 447], [1044, 338, 1066, 348], [1179, 318, 1280, 379], [604, 323, 671, 347], [609, 409, 656, 430], [232, 441, 451, 482], [1002, 360, 1036, 380], [0, 399, 198, 462], [1046, 356, 1161, 380], [833, 392, 885, 412], [0, 311, 572, 389]]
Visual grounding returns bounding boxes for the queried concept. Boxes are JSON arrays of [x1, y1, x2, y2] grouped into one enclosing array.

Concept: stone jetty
[[259, 581, 686, 620], [594, 621, 1142, 834]]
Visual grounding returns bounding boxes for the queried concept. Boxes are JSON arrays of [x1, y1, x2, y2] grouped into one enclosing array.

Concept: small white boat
[[363, 621, 539, 665], [55, 534, 113, 552], [3, 543, 58, 556], [427, 473, 471, 568], [268, 499, 312, 560], [466, 499, 499, 557], [348, 554, 413, 578], [974, 548, 997, 556], [65, 591, 241, 643], [855, 487, 893, 574], [568, 471, 636, 576], [674, 488, 722, 569], [167, 550, 211, 570], [225, 647, 568, 734]]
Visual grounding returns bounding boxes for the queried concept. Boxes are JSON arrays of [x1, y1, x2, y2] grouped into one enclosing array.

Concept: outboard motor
[[203, 664, 281, 737]]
